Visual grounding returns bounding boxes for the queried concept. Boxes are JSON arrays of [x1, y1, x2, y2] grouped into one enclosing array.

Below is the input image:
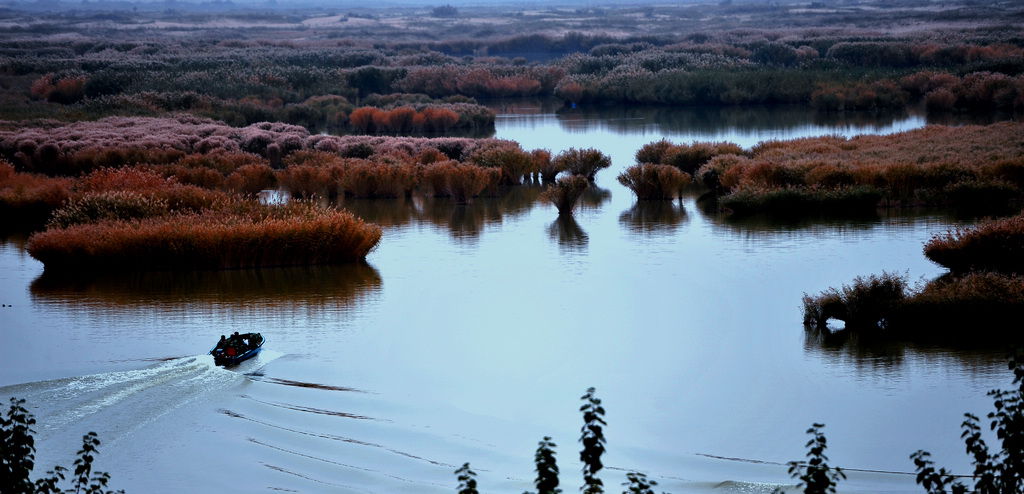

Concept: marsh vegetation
[[1, 0, 1023, 491]]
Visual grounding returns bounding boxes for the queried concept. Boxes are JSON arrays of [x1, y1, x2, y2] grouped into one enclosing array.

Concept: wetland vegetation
[[1, 0, 1024, 491]]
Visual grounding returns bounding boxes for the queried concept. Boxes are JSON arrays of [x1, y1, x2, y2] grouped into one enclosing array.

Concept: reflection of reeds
[[420, 195, 499, 240], [802, 324, 1008, 374], [577, 183, 612, 211], [30, 262, 382, 315], [337, 196, 421, 228], [547, 215, 588, 252], [618, 201, 688, 235]]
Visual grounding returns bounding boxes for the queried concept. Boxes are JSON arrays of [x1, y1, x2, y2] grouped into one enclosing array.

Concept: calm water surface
[[0, 104, 1011, 493]]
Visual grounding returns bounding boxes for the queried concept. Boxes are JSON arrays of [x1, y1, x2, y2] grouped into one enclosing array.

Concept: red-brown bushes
[[553, 148, 611, 181], [30, 73, 87, 104], [278, 164, 334, 199], [540, 175, 590, 215], [531, 149, 559, 183], [637, 139, 746, 177], [617, 163, 692, 200], [0, 160, 74, 228], [469, 142, 533, 185], [924, 214, 1024, 274], [27, 201, 382, 271], [421, 161, 499, 204], [77, 167, 225, 212], [693, 122, 1024, 211], [225, 163, 278, 196], [338, 158, 418, 198], [348, 106, 467, 134]]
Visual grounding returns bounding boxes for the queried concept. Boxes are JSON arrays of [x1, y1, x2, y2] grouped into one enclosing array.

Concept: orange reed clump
[[27, 201, 382, 271]]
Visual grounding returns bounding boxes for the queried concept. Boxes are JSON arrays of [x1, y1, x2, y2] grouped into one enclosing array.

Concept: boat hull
[[210, 333, 264, 367]]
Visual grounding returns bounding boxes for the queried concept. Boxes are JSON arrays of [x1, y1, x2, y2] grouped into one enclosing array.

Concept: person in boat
[[216, 335, 227, 350]]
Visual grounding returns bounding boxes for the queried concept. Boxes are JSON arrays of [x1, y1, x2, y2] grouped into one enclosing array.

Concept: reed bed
[[27, 201, 381, 272], [688, 122, 1024, 214], [924, 213, 1024, 274]]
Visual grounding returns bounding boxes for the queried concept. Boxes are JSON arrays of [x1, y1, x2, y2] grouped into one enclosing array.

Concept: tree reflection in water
[[548, 215, 588, 253], [30, 262, 382, 317], [802, 325, 1005, 376], [618, 200, 689, 235]]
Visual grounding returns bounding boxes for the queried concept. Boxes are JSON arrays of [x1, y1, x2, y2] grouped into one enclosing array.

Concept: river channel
[[0, 102, 1012, 493]]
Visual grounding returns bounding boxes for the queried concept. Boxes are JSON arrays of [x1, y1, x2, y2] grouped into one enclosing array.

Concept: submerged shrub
[[617, 163, 692, 200], [801, 272, 909, 331]]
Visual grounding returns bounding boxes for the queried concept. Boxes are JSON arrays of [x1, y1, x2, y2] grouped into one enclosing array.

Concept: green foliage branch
[[786, 423, 846, 494], [579, 387, 607, 494], [1, 397, 123, 494], [912, 352, 1024, 494]]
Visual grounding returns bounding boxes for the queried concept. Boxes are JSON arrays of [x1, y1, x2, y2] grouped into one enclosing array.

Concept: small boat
[[210, 332, 265, 366]]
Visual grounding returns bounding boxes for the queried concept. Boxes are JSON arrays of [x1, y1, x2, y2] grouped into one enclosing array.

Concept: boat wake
[[0, 355, 246, 471]]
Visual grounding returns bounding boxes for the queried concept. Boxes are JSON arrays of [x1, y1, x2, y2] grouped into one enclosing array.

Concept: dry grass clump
[[617, 163, 692, 200], [636, 139, 746, 175], [27, 201, 381, 271], [468, 141, 533, 185], [47, 191, 170, 229], [224, 163, 278, 196], [540, 175, 590, 216], [338, 159, 418, 198], [76, 166, 226, 212], [898, 272, 1024, 339], [802, 272, 909, 331], [421, 161, 499, 204], [0, 160, 74, 228], [277, 164, 337, 199], [553, 148, 611, 181], [924, 214, 1024, 274]]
